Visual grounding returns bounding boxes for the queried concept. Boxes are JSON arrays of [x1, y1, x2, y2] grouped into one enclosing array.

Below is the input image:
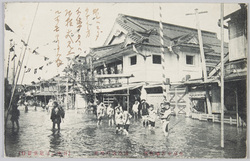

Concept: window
[[130, 56, 137, 65], [186, 55, 194, 65], [152, 55, 161, 64]]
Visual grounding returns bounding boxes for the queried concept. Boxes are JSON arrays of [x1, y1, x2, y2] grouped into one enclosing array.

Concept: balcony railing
[[224, 59, 247, 76]]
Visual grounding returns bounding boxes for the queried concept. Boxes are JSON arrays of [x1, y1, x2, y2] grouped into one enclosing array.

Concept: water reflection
[[49, 130, 63, 157], [4, 108, 247, 158]]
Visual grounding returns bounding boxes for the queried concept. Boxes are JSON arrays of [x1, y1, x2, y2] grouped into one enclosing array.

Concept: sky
[[4, 2, 240, 85]]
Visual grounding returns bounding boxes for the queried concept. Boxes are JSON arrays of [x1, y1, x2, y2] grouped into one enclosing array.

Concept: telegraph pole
[[220, 3, 225, 148], [186, 9, 212, 115], [186, 9, 208, 81]]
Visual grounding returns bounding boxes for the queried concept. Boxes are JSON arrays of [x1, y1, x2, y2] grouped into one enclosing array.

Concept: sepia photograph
[[3, 2, 248, 158]]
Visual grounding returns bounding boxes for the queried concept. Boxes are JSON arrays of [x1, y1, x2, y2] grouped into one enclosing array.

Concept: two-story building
[[85, 14, 228, 110], [24, 75, 85, 110], [185, 4, 247, 126]]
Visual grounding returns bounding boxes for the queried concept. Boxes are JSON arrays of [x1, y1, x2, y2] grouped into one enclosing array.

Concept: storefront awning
[[95, 74, 134, 79], [184, 78, 219, 86], [143, 83, 163, 89], [94, 83, 143, 93], [34, 91, 58, 96]]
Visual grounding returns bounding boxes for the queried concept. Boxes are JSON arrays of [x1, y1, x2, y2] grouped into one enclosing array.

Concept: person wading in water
[[160, 102, 173, 137], [10, 104, 20, 131], [139, 99, 149, 127], [50, 101, 65, 131]]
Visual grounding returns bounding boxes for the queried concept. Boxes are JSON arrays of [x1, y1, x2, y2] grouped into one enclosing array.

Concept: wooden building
[[24, 75, 88, 110], [185, 4, 247, 126], [83, 14, 228, 111]]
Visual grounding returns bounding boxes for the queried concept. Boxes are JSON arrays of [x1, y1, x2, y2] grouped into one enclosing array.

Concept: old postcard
[[3, 2, 247, 158]]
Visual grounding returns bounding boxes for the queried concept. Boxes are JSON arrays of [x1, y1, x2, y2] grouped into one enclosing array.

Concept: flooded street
[[5, 107, 246, 158]]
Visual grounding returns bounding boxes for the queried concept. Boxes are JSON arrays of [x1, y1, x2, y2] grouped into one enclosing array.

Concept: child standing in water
[[96, 101, 105, 126], [132, 100, 139, 120], [123, 109, 132, 135], [148, 104, 157, 130], [160, 102, 172, 137], [107, 104, 114, 126], [115, 108, 124, 134]]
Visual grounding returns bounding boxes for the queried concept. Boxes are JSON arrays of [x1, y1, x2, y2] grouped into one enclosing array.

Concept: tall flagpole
[[14, 45, 24, 80], [6, 40, 13, 81], [12, 51, 16, 86], [159, 5, 167, 99], [5, 3, 40, 128], [220, 3, 225, 148], [20, 48, 31, 85]]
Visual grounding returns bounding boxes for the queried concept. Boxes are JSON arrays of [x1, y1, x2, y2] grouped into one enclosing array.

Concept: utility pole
[[66, 76, 69, 109], [90, 56, 96, 103], [65, 60, 70, 110], [186, 9, 212, 115], [57, 78, 59, 102], [235, 88, 239, 127], [220, 3, 225, 148]]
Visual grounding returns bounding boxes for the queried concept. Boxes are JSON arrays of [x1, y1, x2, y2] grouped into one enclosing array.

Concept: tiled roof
[[89, 14, 228, 73], [90, 43, 125, 59], [118, 14, 228, 54]]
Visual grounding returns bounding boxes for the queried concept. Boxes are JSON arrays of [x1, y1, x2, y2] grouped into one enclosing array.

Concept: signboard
[[189, 91, 206, 99]]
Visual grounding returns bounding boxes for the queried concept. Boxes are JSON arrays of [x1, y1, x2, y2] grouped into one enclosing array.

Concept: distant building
[[24, 75, 88, 110]]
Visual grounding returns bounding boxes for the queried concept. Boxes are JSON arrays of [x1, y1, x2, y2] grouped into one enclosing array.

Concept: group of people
[[10, 97, 172, 136], [134, 99, 174, 136], [10, 99, 65, 132], [94, 98, 173, 137], [96, 101, 132, 135]]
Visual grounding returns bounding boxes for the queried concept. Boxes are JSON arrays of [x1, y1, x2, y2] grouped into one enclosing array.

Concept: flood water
[[5, 106, 247, 158]]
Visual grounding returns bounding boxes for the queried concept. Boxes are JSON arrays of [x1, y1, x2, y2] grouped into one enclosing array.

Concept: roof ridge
[[90, 42, 124, 51], [120, 13, 217, 37]]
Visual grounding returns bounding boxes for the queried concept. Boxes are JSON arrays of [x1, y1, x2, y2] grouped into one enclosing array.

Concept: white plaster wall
[[178, 51, 202, 81], [103, 23, 128, 46], [122, 48, 203, 84], [75, 94, 87, 109], [123, 52, 147, 83]]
